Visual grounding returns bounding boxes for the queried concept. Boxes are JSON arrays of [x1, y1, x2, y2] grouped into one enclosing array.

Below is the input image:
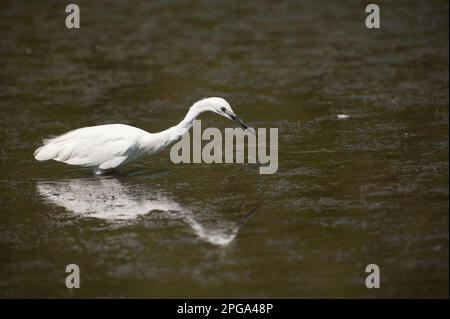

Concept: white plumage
[[34, 97, 249, 175]]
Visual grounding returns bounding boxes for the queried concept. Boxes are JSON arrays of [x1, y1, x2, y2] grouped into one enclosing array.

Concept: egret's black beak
[[229, 113, 249, 130]]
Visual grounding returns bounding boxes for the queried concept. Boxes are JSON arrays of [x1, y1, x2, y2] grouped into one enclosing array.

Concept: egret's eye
[[221, 107, 226, 112]]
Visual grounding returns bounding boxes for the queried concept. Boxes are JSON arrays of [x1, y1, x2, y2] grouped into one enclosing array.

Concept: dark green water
[[0, 0, 448, 298]]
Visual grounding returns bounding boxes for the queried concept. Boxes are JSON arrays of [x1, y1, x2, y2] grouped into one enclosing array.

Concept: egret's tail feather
[[34, 139, 60, 161]]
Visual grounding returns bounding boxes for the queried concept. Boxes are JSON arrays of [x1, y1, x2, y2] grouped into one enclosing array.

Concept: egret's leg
[[93, 168, 119, 176], [93, 168, 106, 176]]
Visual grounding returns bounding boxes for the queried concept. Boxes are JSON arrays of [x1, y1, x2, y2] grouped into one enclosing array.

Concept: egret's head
[[198, 97, 249, 130]]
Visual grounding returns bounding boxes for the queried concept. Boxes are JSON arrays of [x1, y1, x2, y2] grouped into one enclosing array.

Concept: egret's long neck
[[177, 104, 204, 131], [140, 103, 207, 152], [170, 103, 208, 136]]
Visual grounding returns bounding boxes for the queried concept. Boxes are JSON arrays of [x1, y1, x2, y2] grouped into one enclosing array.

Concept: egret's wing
[[34, 124, 139, 169], [62, 138, 132, 169]]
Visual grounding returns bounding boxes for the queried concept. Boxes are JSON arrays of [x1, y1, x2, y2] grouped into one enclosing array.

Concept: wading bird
[[34, 97, 249, 175]]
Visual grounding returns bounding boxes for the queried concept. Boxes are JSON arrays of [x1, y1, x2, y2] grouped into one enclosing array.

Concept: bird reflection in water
[[36, 178, 256, 246]]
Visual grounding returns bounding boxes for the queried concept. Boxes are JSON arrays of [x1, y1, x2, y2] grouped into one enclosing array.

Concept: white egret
[[34, 97, 249, 175]]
